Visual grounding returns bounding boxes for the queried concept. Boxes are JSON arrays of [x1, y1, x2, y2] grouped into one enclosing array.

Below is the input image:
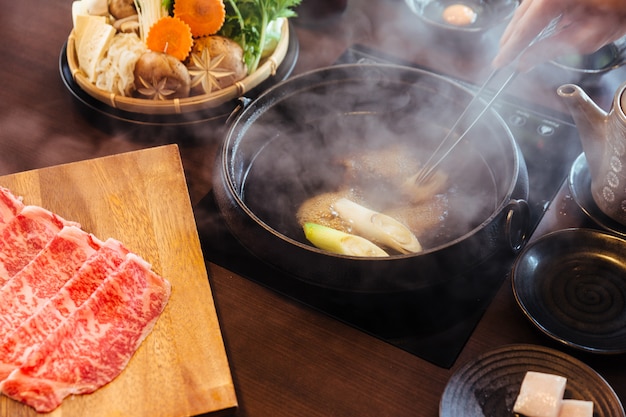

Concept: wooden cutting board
[[0, 145, 237, 417]]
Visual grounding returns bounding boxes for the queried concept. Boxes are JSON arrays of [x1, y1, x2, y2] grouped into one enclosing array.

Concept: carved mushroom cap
[[133, 51, 191, 100], [187, 35, 247, 95]]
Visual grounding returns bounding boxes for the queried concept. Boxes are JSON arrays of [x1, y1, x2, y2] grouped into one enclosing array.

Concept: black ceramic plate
[[512, 228, 626, 353], [440, 344, 625, 417], [569, 153, 626, 237], [58, 23, 299, 127]]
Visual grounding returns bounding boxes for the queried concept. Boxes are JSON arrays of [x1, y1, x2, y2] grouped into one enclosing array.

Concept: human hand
[[492, 0, 626, 71]]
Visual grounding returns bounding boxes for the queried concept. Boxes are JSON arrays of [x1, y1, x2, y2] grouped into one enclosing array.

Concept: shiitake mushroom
[[109, 0, 137, 20], [187, 35, 247, 95], [133, 51, 191, 100]]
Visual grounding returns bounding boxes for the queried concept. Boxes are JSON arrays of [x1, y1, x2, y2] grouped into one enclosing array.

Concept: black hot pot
[[213, 64, 529, 293]]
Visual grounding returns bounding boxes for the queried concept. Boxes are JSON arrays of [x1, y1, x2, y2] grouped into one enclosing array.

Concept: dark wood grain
[[1, 0, 626, 416]]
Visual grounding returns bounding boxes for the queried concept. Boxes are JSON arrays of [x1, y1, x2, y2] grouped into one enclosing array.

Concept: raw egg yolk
[[442, 4, 477, 26]]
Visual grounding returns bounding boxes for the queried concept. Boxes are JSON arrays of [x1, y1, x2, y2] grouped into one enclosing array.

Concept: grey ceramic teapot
[[558, 81, 626, 225]]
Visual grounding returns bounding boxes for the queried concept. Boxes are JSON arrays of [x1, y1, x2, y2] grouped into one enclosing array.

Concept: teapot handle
[[225, 97, 252, 126]]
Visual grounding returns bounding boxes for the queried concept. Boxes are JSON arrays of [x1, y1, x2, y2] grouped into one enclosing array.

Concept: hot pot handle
[[504, 199, 530, 253], [225, 97, 252, 126]]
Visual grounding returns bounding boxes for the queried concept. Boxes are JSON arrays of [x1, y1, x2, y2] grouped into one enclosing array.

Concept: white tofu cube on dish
[[513, 371, 567, 417], [558, 399, 593, 417]]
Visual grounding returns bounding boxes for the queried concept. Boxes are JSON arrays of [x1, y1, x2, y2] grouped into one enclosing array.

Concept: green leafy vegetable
[[219, 0, 301, 74], [162, 0, 174, 15]]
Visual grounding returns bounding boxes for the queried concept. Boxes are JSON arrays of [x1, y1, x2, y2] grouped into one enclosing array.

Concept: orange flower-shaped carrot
[[146, 16, 194, 61], [174, 0, 226, 38]]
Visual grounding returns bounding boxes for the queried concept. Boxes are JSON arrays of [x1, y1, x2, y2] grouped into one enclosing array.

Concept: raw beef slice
[[0, 205, 79, 287], [0, 238, 129, 379], [0, 253, 171, 413], [0, 226, 101, 340], [0, 186, 23, 227]]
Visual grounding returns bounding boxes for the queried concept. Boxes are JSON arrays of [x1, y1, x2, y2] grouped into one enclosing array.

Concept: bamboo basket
[[66, 18, 290, 115]]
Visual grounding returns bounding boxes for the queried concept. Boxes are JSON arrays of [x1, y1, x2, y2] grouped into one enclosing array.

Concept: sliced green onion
[[332, 198, 422, 254], [303, 223, 389, 257]]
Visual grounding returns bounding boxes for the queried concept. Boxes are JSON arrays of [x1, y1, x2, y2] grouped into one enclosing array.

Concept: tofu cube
[[558, 399, 593, 417], [513, 371, 568, 417]]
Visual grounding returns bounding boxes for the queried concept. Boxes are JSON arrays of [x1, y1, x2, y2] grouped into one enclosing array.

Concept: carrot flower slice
[[146, 16, 194, 61], [174, 0, 226, 37]]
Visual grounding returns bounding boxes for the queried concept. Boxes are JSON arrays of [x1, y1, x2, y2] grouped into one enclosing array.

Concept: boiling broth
[[240, 113, 499, 252]]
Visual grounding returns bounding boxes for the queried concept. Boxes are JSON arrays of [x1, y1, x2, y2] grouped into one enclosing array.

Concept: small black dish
[[512, 228, 626, 354], [546, 38, 626, 87], [569, 153, 626, 237], [440, 344, 625, 417]]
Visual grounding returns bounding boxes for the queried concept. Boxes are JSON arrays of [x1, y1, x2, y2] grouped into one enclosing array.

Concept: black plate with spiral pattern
[[439, 344, 625, 417], [512, 228, 626, 353]]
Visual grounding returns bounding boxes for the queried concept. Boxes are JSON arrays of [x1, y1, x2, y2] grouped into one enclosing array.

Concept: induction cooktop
[[195, 44, 582, 368]]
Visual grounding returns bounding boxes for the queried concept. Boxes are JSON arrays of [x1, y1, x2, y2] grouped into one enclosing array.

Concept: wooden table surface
[[2, 0, 626, 415]]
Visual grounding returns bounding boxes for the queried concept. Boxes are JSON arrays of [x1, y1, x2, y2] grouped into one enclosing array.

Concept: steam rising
[[229, 64, 515, 256]]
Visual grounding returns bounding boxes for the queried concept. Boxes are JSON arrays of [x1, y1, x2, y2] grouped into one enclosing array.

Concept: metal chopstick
[[412, 15, 564, 186]]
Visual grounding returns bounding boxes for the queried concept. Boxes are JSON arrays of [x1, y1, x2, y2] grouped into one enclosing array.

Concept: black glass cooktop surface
[[195, 45, 582, 368]]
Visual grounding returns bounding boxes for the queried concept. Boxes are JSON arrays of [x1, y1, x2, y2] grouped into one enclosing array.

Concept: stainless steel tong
[[410, 15, 564, 186]]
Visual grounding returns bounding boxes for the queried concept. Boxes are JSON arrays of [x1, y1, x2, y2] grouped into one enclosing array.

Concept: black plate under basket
[[59, 22, 299, 142]]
